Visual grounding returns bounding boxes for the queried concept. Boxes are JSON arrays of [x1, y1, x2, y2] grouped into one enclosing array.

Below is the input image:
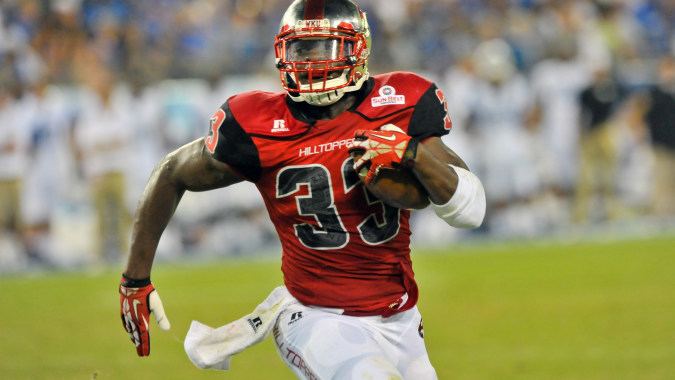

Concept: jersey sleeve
[[407, 83, 453, 140], [204, 100, 262, 182]]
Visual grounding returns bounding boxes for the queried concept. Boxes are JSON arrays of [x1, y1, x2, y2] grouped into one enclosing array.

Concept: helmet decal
[[304, 0, 326, 20]]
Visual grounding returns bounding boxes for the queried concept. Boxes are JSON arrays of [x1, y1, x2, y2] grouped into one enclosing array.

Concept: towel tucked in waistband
[[184, 286, 296, 370]]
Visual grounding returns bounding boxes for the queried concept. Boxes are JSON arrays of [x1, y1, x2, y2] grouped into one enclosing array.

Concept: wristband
[[121, 273, 151, 288]]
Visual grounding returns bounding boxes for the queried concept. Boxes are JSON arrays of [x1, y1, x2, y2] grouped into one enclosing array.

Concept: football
[[356, 160, 430, 210]]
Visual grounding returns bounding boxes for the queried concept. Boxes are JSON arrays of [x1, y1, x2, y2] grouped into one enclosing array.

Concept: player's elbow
[[159, 139, 204, 187], [157, 152, 181, 184], [431, 166, 486, 229], [445, 200, 485, 228]]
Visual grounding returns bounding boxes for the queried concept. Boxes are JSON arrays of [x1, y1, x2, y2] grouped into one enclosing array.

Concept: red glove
[[119, 275, 171, 356], [347, 124, 418, 184]]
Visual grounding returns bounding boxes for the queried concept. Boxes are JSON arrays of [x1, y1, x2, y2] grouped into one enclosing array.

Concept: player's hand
[[119, 275, 171, 356], [347, 124, 418, 184]]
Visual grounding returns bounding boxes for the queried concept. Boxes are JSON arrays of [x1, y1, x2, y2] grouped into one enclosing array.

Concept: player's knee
[[333, 354, 402, 380]]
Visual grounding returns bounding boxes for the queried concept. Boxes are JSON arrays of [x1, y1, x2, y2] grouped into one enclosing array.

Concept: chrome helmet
[[274, 0, 371, 106]]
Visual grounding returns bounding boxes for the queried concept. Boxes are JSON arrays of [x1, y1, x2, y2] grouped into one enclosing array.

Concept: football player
[[119, 0, 486, 378]]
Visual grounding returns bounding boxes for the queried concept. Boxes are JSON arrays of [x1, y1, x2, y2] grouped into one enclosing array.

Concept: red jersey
[[205, 72, 451, 316]]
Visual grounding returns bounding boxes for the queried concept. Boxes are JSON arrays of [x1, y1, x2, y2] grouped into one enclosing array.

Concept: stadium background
[[0, 0, 674, 378]]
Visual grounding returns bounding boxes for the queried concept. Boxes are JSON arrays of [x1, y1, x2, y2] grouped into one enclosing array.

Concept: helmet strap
[[289, 70, 369, 106]]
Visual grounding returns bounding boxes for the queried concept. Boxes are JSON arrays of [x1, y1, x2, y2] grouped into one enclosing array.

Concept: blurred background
[[1, 1, 675, 379], [0, 0, 674, 272]]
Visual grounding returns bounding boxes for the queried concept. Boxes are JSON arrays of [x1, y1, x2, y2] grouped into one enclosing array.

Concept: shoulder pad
[[228, 91, 310, 138], [354, 71, 433, 119]]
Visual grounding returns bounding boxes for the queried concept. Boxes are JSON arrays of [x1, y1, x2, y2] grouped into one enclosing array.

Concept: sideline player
[[119, 0, 486, 378]]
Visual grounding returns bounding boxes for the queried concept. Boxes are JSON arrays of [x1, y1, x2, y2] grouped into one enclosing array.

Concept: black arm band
[[121, 273, 151, 287]]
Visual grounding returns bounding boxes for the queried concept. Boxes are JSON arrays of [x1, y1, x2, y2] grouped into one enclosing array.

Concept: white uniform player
[[531, 50, 591, 192], [468, 40, 539, 205]]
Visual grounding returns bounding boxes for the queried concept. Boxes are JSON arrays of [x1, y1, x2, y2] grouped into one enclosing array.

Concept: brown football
[[358, 165, 430, 210]]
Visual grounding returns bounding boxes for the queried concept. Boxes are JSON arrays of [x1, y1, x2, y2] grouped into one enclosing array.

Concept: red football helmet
[[274, 0, 371, 106]]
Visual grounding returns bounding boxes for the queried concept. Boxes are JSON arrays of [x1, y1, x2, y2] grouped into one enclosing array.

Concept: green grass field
[[1, 235, 674, 379]]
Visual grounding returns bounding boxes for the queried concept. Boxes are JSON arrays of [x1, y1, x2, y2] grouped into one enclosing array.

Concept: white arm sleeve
[[430, 165, 486, 228]]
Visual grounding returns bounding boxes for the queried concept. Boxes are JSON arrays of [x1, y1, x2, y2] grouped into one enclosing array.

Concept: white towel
[[184, 286, 295, 370]]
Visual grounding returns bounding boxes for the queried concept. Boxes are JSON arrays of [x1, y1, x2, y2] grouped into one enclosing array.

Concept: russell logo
[[288, 311, 303, 325], [371, 85, 405, 107], [272, 119, 290, 133], [247, 317, 263, 333]]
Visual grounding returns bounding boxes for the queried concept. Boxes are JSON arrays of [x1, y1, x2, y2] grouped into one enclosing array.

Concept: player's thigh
[[387, 308, 437, 380], [273, 305, 403, 380], [361, 307, 436, 380]]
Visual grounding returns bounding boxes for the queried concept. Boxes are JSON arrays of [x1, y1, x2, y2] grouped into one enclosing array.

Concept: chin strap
[[289, 71, 369, 106], [290, 89, 344, 106]]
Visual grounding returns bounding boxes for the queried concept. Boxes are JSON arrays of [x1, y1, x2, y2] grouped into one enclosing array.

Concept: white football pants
[[272, 302, 438, 380]]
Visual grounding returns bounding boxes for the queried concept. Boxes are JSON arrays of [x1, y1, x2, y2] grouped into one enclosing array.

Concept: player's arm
[[411, 136, 465, 204], [350, 82, 485, 227], [120, 138, 244, 357], [410, 136, 485, 228], [125, 138, 244, 279], [350, 128, 484, 227]]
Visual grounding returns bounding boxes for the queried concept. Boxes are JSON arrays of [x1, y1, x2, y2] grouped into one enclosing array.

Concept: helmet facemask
[[275, 13, 370, 106]]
